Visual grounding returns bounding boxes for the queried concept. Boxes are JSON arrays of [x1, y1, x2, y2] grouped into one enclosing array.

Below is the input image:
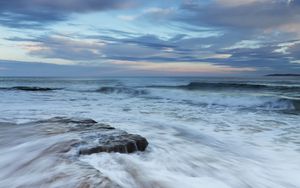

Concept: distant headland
[[265, 74, 300, 77]]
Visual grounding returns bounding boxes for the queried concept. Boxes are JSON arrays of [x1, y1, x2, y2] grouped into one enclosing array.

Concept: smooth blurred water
[[0, 77, 300, 188]]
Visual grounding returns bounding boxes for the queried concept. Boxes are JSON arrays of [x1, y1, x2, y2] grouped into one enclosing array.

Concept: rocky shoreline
[[23, 117, 149, 155], [0, 117, 149, 188]]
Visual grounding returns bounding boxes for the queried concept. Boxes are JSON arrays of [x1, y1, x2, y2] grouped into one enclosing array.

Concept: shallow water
[[0, 77, 300, 188]]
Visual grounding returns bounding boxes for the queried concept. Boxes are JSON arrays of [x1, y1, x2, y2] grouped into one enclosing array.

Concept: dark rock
[[79, 133, 148, 155], [3, 118, 129, 187], [27, 117, 148, 155], [36, 116, 98, 125], [12, 86, 58, 91]]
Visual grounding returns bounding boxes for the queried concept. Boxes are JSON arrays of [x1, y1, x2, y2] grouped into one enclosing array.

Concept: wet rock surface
[[26, 117, 149, 155], [1, 117, 140, 188], [79, 132, 148, 155]]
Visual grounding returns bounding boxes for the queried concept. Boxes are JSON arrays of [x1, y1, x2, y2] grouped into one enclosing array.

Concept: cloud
[[216, 0, 273, 7], [117, 15, 137, 21], [9, 35, 105, 60], [111, 60, 256, 74], [29, 36, 105, 61], [0, 66, 8, 70], [3, 0, 300, 77], [117, 6, 175, 23], [0, 0, 137, 28], [0, 59, 135, 77], [6, 29, 300, 74], [180, 0, 300, 34], [288, 42, 300, 59]]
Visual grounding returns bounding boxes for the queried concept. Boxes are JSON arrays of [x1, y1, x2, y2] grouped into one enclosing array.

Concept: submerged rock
[[27, 117, 149, 155], [12, 86, 58, 91]]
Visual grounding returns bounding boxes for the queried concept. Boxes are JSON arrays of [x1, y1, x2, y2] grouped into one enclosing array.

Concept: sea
[[0, 77, 299, 188]]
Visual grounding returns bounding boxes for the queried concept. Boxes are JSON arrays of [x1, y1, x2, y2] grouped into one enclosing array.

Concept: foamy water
[[0, 77, 300, 188]]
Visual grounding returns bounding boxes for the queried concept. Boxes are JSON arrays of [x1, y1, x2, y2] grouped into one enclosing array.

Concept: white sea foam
[[0, 77, 300, 188], [148, 88, 296, 110]]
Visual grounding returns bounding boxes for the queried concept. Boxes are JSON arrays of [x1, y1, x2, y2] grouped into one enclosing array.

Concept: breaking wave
[[193, 96, 300, 111], [149, 82, 300, 92], [148, 89, 300, 111], [96, 87, 149, 95]]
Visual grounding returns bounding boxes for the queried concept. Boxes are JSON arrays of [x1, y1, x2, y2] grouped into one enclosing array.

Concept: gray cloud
[[288, 42, 300, 59], [8, 30, 300, 74], [0, 0, 136, 28], [180, 0, 300, 30], [2, 0, 300, 75], [7, 35, 104, 60]]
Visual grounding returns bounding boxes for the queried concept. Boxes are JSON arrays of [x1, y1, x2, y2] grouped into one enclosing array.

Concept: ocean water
[[0, 77, 300, 188]]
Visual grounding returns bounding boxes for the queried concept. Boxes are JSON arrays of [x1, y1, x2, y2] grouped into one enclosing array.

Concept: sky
[[0, 0, 300, 76]]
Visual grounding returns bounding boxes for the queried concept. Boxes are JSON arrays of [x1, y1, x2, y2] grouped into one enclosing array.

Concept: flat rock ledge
[[31, 117, 148, 155]]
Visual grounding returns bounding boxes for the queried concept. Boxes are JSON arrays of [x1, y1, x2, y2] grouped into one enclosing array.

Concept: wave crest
[[96, 87, 148, 95], [149, 82, 300, 92], [194, 96, 300, 111]]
